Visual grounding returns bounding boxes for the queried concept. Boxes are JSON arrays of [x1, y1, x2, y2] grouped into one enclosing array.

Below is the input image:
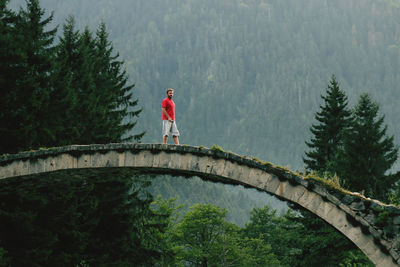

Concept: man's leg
[[162, 120, 169, 144], [172, 135, 179, 145], [170, 121, 180, 145]]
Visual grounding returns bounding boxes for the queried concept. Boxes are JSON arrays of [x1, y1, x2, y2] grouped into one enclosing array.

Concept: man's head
[[166, 88, 174, 99]]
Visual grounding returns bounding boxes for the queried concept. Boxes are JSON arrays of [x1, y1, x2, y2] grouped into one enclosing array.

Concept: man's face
[[167, 90, 174, 99]]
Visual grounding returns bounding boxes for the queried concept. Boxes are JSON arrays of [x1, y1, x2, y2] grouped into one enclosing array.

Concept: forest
[[1, 0, 400, 266], [8, 0, 400, 169]]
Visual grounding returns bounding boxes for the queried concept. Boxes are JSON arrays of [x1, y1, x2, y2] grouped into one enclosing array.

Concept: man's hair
[[166, 88, 174, 94]]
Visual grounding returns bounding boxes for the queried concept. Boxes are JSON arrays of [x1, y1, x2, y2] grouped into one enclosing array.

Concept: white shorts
[[162, 120, 180, 137]]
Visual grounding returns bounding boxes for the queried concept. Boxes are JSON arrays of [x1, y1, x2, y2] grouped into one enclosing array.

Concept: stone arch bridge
[[1, 143, 400, 266]]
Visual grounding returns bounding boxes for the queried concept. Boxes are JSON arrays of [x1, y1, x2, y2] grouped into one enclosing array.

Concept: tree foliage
[[299, 77, 382, 266], [242, 206, 301, 266], [0, 0, 56, 153], [0, 0, 150, 265], [338, 93, 399, 200], [0, 0, 143, 154], [0, 172, 171, 266], [172, 204, 235, 266], [304, 75, 351, 174], [170, 203, 281, 267]]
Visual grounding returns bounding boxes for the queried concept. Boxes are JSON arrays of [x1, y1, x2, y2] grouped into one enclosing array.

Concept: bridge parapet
[[1, 143, 400, 266]]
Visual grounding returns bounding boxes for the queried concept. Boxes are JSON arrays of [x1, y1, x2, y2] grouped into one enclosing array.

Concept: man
[[162, 88, 180, 144]]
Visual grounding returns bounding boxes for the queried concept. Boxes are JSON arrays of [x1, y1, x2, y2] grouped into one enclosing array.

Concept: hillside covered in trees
[[9, 0, 400, 170]]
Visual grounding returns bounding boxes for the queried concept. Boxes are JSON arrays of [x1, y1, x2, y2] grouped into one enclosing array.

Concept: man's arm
[[162, 107, 173, 121]]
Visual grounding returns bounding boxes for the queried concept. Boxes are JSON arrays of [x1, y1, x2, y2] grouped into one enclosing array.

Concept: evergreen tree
[[12, 0, 56, 149], [0, 0, 20, 153], [0, 0, 57, 153], [0, 172, 167, 266], [242, 206, 301, 266], [243, 205, 373, 267], [338, 93, 399, 200], [48, 15, 80, 146], [70, 26, 98, 144], [50, 18, 144, 146], [299, 76, 372, 267], [303, 75, 351, 174], [284, 207, 373, 267], [83, 174, 162, 266], [92, 22, 144, 142]]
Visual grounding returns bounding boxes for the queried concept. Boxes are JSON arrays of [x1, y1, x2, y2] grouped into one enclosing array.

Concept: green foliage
[[148, 196, 183, 266], [0, 0, 143, 154], [210, 144, 225, 153], [243, 204, 373, 267], [337, 93, 399, 201], [236, 237, 281, 266], [304, 172, 349, 194], [292, 77, 379, 266], [242, 206, 301, 266], [0, 173, 167, 266], [0, 0, 56, 153], [339, 250, 374, 267], [388, 181, 400, 206], [286, 207, 372, 267], [304, 75, 351, 173], [375, 210, 392, 227], [49, 16, 144, 146], [169, 203, 281, 266], [171, 203, 231, 266]]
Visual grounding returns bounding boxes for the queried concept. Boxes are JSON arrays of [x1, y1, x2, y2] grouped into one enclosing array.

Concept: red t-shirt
[[162, 97, 175, 120]]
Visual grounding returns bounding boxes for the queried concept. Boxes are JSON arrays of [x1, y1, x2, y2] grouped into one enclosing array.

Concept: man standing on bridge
[[162, 88, 180, 144]]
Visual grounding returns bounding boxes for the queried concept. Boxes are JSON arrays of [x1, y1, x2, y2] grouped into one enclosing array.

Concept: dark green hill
[[10, 0, 400, 170]]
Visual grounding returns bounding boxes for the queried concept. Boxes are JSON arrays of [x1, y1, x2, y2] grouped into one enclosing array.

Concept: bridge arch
[[1, 143, 400, 266]]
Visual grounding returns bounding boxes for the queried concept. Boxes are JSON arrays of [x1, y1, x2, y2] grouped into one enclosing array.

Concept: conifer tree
[[92, 22, 144, 142], [48, 15, 80, 146], [299, 76, 372, 266], [303, 75, 351, 174], [0, 0, 57, 153], [51, 18, 144, 145], [1, 1, 151, 266], [15, 0, 56, 147], [338, 93, 399, 200], [71, 26, 98, 144], [0, 0, 20, 153]]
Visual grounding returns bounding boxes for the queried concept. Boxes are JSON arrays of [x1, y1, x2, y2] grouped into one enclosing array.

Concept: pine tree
[[71, 26, 98, 144], [1, 2, 151, 266], [92, 22, 144, 142], [0, 172, 167, 266], [303, 75, 351, 174], [15, 0, 57, 148], [0, 0, 57, 153], [338, 93, 399, 200], [51, 18, 144, 146], [0, 0, 20, 154], [48, 15, 80, 146], [300, 76, 372, 266]]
